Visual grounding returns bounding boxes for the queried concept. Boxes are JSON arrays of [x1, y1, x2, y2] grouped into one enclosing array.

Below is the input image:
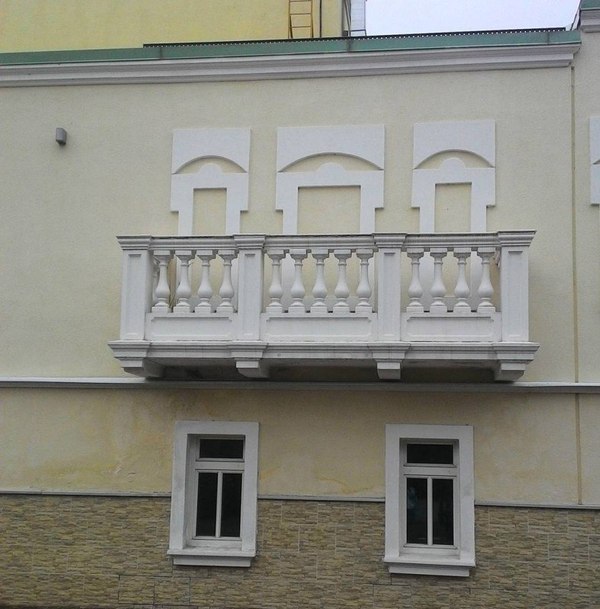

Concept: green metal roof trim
[[581, 0, 600, 9], [0, 29, 581, 67]]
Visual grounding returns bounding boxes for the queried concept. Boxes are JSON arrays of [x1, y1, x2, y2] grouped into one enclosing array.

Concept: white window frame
[[168, 421, 259, 567], [385, 424, 475, 577]]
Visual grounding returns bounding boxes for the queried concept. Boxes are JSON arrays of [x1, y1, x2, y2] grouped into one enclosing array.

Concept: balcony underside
[[109, 339, 539, 382]]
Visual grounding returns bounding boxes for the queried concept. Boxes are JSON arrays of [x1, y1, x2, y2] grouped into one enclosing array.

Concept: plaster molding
[[172, 128, 250, 173], [276, 163, 384, 233], [413, 120, 495, 169], [277, 125, 384, 171], [171, 128, 250, 235], [412, 120, 495, 232], [0, 488, 598, 511], [0, 45, 580, 88], [2, 377, 600, 393], [276, 125, 384, 234], [411, 121, 496, 308]]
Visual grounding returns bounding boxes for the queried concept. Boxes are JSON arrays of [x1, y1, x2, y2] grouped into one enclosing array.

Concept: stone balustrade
[[109, 231, 538, 381]]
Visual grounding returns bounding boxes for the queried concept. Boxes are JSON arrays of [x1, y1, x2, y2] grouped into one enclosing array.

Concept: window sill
[[168, 547, 255, 567], [384, 554, 475, 577]]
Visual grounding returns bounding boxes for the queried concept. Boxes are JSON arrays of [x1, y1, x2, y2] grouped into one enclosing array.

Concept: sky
[[366, 0, 582, 35]]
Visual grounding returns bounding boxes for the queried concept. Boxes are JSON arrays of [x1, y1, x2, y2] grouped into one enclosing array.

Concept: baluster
[[355, 248, 373, 313], [173, 249, 194, 313], [195, 249, 216, 315], [152, 250, 172, 313], [477, 247, 496, 313], [333, 249, 352, 314], [217, 249, 236, 313], [406, 247, 425, 313], [310, 248, 329, 314], [453, 248, 472, 314], [429, 247, 448, 314], [266, 249, 285, 314], [152, 258, 159, 306], [288, 249, 307, 313]]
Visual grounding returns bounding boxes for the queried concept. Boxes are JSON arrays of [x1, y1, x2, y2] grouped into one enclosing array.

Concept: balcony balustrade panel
[[110, 232, 538, 381]]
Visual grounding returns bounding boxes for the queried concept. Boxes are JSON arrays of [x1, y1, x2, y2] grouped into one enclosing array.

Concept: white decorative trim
[[276, 125, 384, 233], [2, 489, 600, 511], [412, 120, 496, 233], [412, 121, 496, 308], [413, 120, 495, 169], [412, 159, 495, 232], [171, 128, 250, 235], [4, 377, 600, 393], [0, 45, 580, 88], [168, 420, 259, 567], [277, 125, 384, 171], [590, 117, 600, 205], [277, 163, 384, 233], [385, 424, 475, 577]]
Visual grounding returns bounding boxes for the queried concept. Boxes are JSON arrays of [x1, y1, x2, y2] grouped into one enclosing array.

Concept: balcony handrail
[[117, 230, 535, 252]]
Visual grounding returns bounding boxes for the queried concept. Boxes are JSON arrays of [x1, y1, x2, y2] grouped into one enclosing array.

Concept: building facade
[[1, 1, 600, 607]]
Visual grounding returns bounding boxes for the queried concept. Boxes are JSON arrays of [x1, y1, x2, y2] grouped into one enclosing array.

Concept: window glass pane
[[406, 477, 428, 544], [196, 472, 218, 536], [199, 438, 244, 459], [220, 473, 243, 537], [432, 478, 454, 545], [406, 443, 453, 465]]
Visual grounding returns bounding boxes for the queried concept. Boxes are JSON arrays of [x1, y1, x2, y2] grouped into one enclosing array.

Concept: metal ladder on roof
[[289, 0, 314, 38]]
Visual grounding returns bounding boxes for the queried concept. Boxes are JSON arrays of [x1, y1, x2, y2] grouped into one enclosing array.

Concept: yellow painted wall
[[1, 36, 599, 507], [0, 388, 586, 504], [0, 0, 343, 52]]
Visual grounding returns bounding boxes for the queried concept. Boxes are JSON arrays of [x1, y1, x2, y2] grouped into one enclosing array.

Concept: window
[[384, 424, 474, 577], [168, 421, 259, 567]]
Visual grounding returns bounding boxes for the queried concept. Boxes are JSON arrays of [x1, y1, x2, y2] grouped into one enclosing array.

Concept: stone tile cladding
[[0, 495, 599, 609]]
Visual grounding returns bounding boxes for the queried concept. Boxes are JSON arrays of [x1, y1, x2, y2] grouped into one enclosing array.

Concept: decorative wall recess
[[276, 125, 385, 234], [170, 128, 251, 235]]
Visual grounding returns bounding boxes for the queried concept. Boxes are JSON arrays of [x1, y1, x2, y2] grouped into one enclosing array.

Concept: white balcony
[[109, 231, 538, 381]]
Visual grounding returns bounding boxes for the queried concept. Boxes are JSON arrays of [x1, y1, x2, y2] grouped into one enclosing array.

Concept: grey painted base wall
[[0, 495, 599, 608]]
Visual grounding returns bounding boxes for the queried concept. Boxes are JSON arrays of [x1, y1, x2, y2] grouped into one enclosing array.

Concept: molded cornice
[[0, 43, 580, 87], [2, 377, 600, 393]]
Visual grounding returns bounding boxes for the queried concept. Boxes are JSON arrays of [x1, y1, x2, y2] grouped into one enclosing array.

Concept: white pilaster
[[498, 231, 535, 342], [117, 236, 154, 340]]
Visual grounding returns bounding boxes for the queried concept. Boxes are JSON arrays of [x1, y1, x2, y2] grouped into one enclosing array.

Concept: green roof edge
[[0, 29, 581, 67], [581, 0, 600, 10]]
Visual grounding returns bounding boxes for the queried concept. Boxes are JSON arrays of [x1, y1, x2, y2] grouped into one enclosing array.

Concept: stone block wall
[[0, 495, 599, 608]]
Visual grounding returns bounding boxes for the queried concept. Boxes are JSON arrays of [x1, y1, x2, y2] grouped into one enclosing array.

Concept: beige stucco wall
[[0, 388, 587, 505], [573, 31, 600, 382], [0, 0, 344, 51], [0, 67, 577, 380]]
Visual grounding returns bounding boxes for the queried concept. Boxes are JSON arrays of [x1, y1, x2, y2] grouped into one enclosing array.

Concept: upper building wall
[[0, 52, 576, 381], [0, 0, 345, 52]]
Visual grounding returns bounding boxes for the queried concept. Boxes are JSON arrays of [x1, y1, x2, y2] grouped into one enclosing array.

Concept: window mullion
[[216, 471, 223, 538], [427, 476, 433, 546]]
